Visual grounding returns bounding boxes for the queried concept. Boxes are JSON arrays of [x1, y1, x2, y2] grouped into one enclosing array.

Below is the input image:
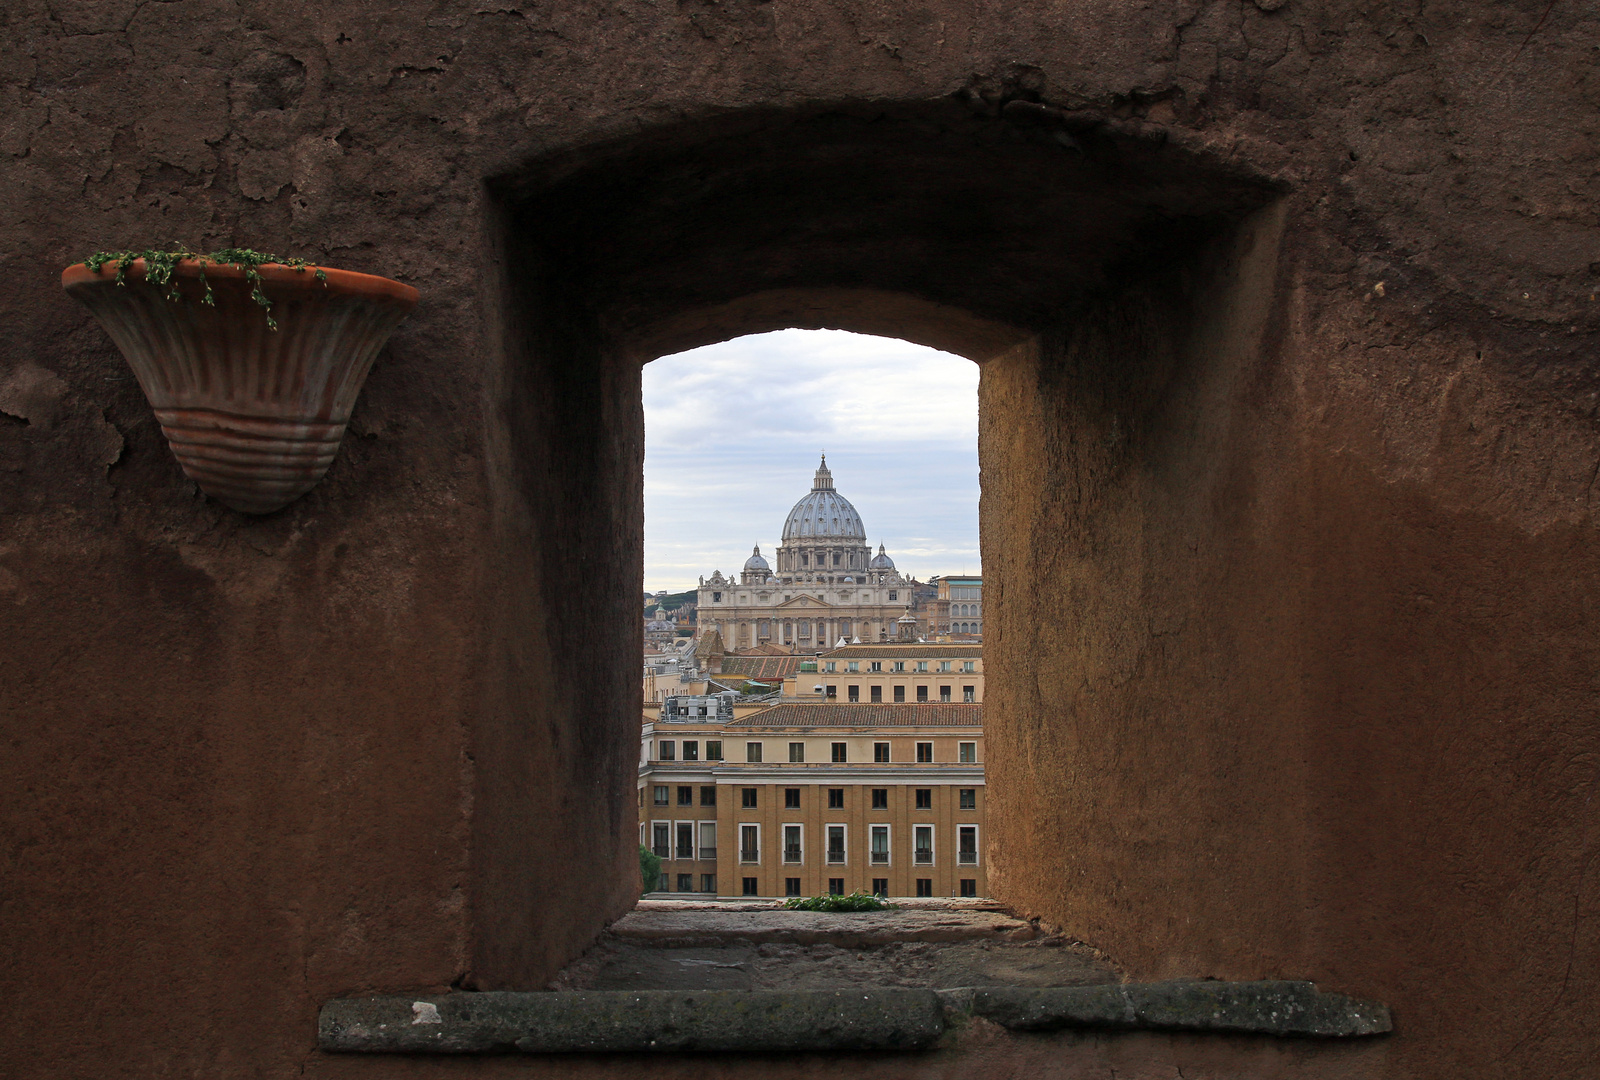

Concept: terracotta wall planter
[[62, 258, 419, 514]]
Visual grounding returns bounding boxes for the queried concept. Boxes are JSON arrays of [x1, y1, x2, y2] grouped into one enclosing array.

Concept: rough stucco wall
[[1, 0, 1597, 1078]]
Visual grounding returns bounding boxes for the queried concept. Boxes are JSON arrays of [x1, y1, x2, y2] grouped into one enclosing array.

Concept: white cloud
[[644, 329, 980, 592]]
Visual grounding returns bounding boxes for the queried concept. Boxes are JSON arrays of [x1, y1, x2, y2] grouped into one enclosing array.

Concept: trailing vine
[[82, 247, 328, 330]]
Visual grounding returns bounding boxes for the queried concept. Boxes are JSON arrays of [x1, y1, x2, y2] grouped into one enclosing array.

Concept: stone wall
[[2, 1, 1596, 1077]]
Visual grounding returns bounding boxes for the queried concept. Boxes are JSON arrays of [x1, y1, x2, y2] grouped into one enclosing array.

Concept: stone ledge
[[956, 981, 1393, 1037], [320, 981, 1389, 1054], [319, 988, 946, 1053]]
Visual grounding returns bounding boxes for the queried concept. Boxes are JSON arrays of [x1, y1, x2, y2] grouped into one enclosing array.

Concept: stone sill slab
[[320, 980, 1392, 1054]]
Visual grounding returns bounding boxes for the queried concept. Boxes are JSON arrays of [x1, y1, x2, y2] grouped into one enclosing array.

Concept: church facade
[[697, 457, 912, 651]]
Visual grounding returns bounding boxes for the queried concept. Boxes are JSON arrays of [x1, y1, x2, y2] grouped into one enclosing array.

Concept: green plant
[[782, 890, 893, 912], [82, 246, 327, 330], [639, 844, 662, 895]]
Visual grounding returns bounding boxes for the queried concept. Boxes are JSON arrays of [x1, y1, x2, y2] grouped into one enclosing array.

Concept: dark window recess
[[916, 879, 933, 897], [916, 742, 933, 763], [701, 786, 717, 807], [677, 874, 694, 892], [828, 878, 845, 895], [653, 786, 669, 806], [871, 789, 888, 810], [677, 822, 694, 859], [847, 685, 860, 702], [870, 686, 882, 703], [939, 686, 951, 702], [785, 878, 802, 897], [741, 787, 758, 808], [916, 789, 932, 810], [678, 785, 693, 806], [828, 788, 844, 809], [959, 788, 976, 810], [831, 742, 847, 762], [785, 788, 801, 809], [916, 686, 928, 702], [789, 742, 805, 763], [707, 740, 723, 760], [742, 877, 759, 897], [874, 742, 890, 763], [960, 879, 977, 898], [893, 686, 905, 702], [702, 874, 717, 893], [872, 878, 889, 897], [683, 740, 699, 760], [826, 685, 837, 698]]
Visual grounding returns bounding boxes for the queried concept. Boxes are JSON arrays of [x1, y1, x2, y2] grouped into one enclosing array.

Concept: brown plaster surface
[[2, 0, 1597, 1078]]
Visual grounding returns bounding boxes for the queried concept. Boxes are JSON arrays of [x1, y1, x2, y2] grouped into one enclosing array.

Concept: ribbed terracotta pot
[[62, 258, 419, 514]]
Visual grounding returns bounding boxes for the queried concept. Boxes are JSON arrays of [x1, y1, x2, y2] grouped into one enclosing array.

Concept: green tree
[[639, 844, 662, 895]]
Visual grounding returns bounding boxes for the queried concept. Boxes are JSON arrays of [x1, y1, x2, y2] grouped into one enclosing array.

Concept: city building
[[640, 697, 985, 898], [812, 642, 984, 703], [941, 576, 984, 637], [695, 457, 914, 650]]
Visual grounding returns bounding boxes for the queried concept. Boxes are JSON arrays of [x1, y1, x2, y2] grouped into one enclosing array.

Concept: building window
[[678, 785, 693, 806], [782, 823, 804, 864], [677, 822, 695, 859], [963, 686, 975, 702], [741, 787, 758, 809], [785, 787, 801, 809], [916, 879, 933, 897], [959, 826, 978, 865], [939, 661, 952, 673], [893, 686, 905, 703], [915, 661, 928, 673], [825, 661, 836, 673], [826, 825, 846, 864], [870, 685, 882, 703], [892, 661, 905, 673], [871, 878, 888, 897], [701, 785, 717, 806], [889, 591, 898, 601], [831, 742, 847, 762], [869, 661, 882, 672], [916, 686, 929, 702], [828, 788, 844, 809], [707, 740, 723, 760], [939, 686, 951, 702], [683, 740, 699, 760], [677, 873, 694, 892], [959, 878, 976, 897], [700, 822, 717, 861], [785, 877, 802, 897], [789, 741, 805, 763], [915, 788, 932, 810], [740, 824, 760, 864], [874, 742, 890, 763], [702, 873, 718, 893], [914, 825, 934, 865], [848, 685, 859, 702], [962, 661, 975, 673], [743, 877, 759, 896], [870, 825, 890, 865], [959, 742, 976, 763], [783, 622, 793, 641], [826, 684, 837, 698], [652, 822, 670, 859], [799, 619, 811, 639], [712, 592, 722, 602], [653, 785, 669, 806], [746, 742, 763, 763], [659, 740, 675, 761], [916, 742, 933, 763], [828, 877, 845, 895], [960, 788, 976, 810], [871, 788, 888, 810], [847, 661, 860, 673]]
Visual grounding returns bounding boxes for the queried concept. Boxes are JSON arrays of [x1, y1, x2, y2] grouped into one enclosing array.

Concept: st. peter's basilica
[[695, 457, 912, 650]]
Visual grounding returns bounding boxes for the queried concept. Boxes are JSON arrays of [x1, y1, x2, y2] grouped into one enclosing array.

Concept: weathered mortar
[[1, 1, 1597, 1078]]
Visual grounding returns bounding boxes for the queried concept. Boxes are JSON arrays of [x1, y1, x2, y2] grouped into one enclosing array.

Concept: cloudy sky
[[644, 329, 980, 593]]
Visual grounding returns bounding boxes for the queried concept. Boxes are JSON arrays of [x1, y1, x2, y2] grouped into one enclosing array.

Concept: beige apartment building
[[639, 699, 984, 899], [812, 643, 984, 704]]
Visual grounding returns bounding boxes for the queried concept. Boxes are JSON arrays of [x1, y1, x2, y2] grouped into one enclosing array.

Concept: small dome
[[868, 543, 895, 570], [782, 455, 867, 542], [743, 545, 771, 573]]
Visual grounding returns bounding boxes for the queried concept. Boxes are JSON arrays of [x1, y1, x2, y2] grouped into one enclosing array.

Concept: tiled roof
[[820, 643, 982, 659], [721, 656, 806, 680], [728, 703, 982, 728], [736, 644, 793, 656]]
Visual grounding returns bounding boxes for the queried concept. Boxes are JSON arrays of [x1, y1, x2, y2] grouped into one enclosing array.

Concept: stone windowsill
[[319, 980, 1392, 1054]]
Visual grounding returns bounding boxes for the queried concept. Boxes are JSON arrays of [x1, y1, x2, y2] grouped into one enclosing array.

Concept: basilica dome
[[868, 543, 896, 570], [781, 456, 867, 541], [743, 545, 771, 572]]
